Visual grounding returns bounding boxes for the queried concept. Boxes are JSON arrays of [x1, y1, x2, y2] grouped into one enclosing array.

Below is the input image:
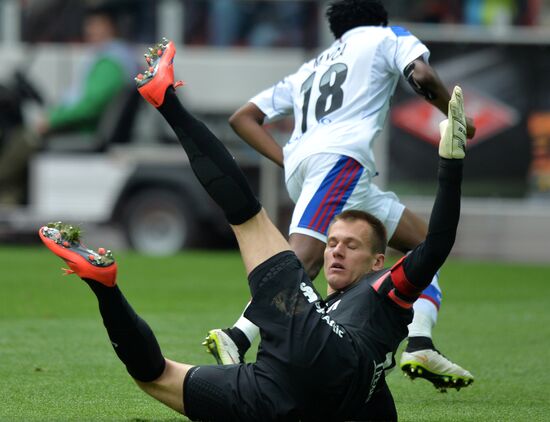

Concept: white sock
[[408, 274, 441, 338], [233, 302, 260, 344], [408, 299, 438, 338]]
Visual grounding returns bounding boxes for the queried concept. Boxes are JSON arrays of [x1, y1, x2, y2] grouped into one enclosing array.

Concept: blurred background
[[0, 0, 549, 261]]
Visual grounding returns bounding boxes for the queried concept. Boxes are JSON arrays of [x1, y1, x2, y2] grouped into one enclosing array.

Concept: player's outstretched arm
[[405, 58, 476, 139], [229, 102, 284, 167], [399, 85, 467, 290]]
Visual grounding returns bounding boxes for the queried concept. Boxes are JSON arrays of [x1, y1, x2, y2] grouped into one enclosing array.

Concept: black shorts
[[184, 366, 396, 422], [183, 363, 299, 422], [184, 251, 374, 421]]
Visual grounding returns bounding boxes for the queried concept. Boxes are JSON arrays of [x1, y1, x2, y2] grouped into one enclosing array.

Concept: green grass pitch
[[1, 245, 549, 421]]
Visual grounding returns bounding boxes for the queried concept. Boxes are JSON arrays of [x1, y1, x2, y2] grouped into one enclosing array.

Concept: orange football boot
[[39, 222, 117, 287], [135, 37, 184, 107]]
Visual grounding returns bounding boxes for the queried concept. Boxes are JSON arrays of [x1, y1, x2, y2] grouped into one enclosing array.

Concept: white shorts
[[287, 153, 405, 243]]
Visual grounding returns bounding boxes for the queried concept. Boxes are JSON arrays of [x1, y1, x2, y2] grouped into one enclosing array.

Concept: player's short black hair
[[326, 0, 388, 39], [330, 209, 387, 254]]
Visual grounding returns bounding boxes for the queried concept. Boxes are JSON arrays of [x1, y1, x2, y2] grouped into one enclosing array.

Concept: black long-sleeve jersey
[[321, 158, 463, 418]]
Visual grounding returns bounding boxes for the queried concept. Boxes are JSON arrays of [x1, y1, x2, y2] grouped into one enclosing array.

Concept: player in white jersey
[[204, 0, 476, 391]]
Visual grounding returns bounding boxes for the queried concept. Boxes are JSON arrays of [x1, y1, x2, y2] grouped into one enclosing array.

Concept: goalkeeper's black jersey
[[324, 266, 412, 370]]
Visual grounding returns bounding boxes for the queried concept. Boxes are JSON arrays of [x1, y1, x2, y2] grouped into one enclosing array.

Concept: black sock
[[157, 88, 261, 225], [406, 336, 435, 352], [84, 280, 166, 382], [224, 327, 251, 359]]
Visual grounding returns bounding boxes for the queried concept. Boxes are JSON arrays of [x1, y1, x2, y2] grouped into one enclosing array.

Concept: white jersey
[[250, 26, 429, 181]]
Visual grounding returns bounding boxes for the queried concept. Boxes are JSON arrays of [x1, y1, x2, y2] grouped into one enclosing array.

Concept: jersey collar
[[338, 25, 383, 43]]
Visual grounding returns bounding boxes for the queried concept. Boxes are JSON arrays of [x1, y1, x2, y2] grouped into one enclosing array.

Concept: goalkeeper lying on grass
[[40, 38, 469, 421]]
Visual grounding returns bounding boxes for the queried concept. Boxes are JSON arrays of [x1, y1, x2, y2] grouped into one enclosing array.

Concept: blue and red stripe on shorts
[[298, 156, 364, 235]]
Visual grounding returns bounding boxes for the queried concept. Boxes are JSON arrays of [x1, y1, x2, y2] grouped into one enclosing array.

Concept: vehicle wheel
[[121, 189, 198, 255]]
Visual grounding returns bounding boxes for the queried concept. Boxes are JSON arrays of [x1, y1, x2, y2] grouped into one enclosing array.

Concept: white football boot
[[400, 349, 474, 392], [202, 329, 243, 365]]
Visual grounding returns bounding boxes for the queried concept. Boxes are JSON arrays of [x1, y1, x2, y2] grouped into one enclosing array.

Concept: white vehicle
[[0, 86, 258, 255]]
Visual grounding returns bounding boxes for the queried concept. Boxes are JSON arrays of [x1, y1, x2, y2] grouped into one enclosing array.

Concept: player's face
[[84, 15, 116, 44], [324, 219, 384, 294]]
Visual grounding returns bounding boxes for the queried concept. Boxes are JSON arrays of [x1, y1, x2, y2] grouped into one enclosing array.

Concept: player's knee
[[308, 266, 322, 280], [390, 210, 428, 252], [389, 234, 419, 253], [133, 366, 167, 394], [293, 249, 324, 279], [133, 359, 189, 415], [405, 231, 426, 250], [289, 234, 325, 280], [303, 257, 323, 280]]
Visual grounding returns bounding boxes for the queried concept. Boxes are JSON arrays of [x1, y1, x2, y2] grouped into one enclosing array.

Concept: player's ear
[[372, 253, 385, 271]]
